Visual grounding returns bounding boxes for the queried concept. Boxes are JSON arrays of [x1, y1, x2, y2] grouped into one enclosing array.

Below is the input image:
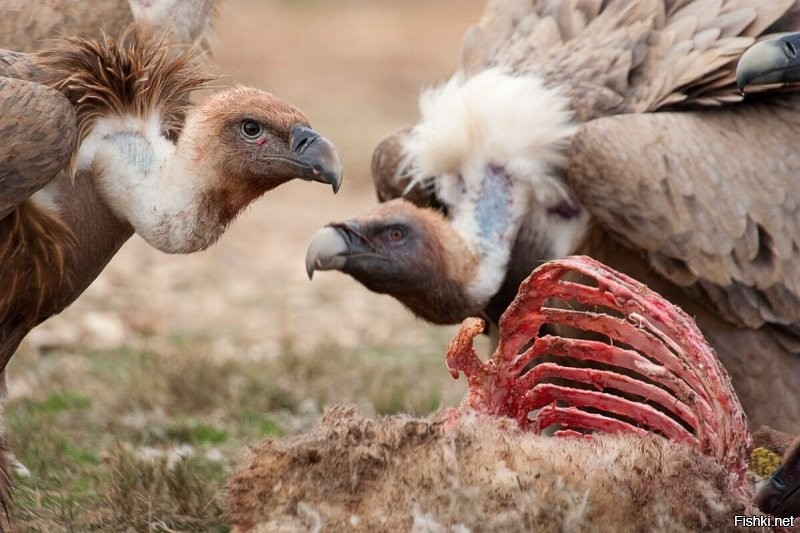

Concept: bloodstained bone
[[445, 255, 751, 487]]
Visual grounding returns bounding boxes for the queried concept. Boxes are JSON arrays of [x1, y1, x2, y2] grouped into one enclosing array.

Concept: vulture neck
[[80, 112, 217, 254], [405, 68, 582, 310]]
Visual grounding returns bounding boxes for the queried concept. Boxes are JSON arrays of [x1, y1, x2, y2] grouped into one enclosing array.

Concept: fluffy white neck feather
[[402, 68, 581, 305], [77, 112, 211, 253]]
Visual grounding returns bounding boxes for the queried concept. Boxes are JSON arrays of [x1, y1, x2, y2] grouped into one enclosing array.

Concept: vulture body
[[0, 31, 342, 372], [307, 0, 800, 432]]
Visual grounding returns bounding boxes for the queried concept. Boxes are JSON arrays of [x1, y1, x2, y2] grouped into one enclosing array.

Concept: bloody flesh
[[446, 256, 750, 487]]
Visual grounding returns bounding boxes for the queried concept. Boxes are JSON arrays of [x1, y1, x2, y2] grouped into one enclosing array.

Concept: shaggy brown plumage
[[0, 27, 210, 369], [307, 0, 800, 433], [37, 28, 212, 165], [0, 24, 342, 519]]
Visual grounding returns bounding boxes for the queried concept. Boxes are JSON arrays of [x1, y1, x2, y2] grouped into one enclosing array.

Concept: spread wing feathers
[[568, 100, 800, 329], [0, 75, 77, 220], [460, 0, 797, 120]]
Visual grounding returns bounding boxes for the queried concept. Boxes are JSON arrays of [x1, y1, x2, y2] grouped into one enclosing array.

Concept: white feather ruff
[[401, 67, 577, 206], [400, 68, 581, 305]]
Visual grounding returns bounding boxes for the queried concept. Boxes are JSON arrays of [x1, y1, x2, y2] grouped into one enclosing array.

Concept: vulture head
[[307, 69, 584, 323], [737, 32, 800, 92], [84, 85, 342, 253], [307, 199, 481, 324]]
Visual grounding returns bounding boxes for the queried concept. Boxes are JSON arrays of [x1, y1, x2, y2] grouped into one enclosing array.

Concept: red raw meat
[[446, 256, 751, 486]]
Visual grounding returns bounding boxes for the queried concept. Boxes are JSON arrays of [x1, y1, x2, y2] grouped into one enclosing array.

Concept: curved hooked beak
[[289, 124, 343, 193], [305, 222, 372, 279], [754, 464, 800, 518], [737, 33, 800, 93]]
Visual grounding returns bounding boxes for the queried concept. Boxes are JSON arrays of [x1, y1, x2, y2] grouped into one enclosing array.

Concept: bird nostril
[[783, 40, 797, 59], [295, 137, 310, 153]]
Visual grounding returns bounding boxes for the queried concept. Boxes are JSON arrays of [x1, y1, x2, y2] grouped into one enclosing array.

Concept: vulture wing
[[373, 0, 800, 204], [0, 0, 217, 52], [0, 51, 77, 220], [0, 0, 133, 52], [568, 98, 800, 330], [461, 0, 800, 117]]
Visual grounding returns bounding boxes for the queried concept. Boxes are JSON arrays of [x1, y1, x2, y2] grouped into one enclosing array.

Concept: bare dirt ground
[[8, 0, 489, 530]]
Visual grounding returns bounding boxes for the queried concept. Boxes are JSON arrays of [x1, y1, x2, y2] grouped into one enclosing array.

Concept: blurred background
[[9, 0, 488, 529]]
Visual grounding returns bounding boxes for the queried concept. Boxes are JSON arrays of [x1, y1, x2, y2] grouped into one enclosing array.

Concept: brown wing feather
[[0, 49, 40, 80], [0, 0, 218, 53], [568, 98, 800, 329], [371, 127, 444, 210], [0, 75, 77, 220], [0, 0, 134, 53], [459, 0, 800, 120]]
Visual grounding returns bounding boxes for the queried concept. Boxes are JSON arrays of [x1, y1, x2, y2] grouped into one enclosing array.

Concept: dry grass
[[8, 330, 466, 530]]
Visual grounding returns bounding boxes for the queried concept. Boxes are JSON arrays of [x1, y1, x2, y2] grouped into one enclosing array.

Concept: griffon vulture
[[306, 0, 800, 432], [0, 27, 342, 512], [1, 30, 342, 379]]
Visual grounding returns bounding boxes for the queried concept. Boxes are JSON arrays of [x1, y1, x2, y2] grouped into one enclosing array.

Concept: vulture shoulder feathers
[[0, 0, 220, 52]]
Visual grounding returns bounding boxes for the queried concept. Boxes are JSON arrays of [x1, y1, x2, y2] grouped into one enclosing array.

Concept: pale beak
[[737, 33, 800, 93], [305, 222, 371, 279]]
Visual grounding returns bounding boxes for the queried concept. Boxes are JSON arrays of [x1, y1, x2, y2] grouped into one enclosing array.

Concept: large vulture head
[[306, 69, 585, 324], [38, 30, 343, 254]]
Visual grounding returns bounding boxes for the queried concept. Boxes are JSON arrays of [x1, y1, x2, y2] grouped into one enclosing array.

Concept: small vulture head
[[305, 199, 485, 325], [99, 86, 343, 254], [304, 68, 587, 325], [737, 33, 800, 92], [185, 86, 342, 194]]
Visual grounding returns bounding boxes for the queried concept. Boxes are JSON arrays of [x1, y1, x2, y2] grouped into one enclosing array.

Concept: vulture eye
[[385, 226, 407, 242], [241, 119, 263, 139]]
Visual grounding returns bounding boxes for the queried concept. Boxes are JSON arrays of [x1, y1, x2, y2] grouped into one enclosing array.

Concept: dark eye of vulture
[[241, 119, 264, 138]]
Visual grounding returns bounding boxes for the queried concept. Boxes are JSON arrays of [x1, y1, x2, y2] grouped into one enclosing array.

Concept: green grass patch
[[24, 390, 91, 415], [165, 420, 229, 445], [3, 334, 464, 530]]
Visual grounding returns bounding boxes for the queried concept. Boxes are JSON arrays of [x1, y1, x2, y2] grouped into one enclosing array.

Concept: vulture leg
[[0, 75, 77, 220]]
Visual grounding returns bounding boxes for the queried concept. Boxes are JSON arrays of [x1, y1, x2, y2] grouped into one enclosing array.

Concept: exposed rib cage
[[446, 255, 751, 485]]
